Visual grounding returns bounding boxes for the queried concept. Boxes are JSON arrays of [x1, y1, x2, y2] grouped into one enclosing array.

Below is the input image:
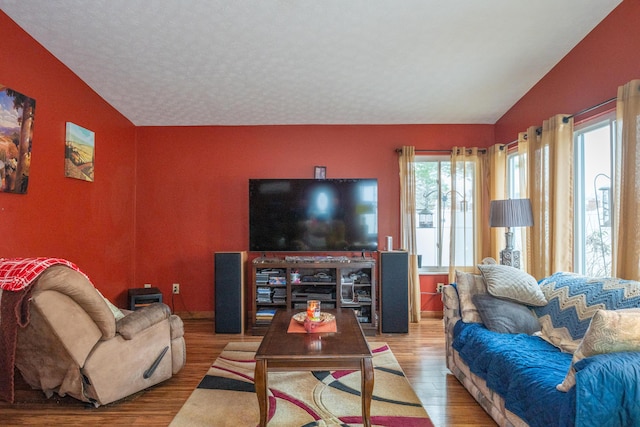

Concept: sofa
[[1, 259, 186, 406], [443, 264, 640, 427]]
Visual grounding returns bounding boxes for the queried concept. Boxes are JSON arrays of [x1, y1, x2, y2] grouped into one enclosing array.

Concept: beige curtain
[[526, 115, 574, 279], [613, 79, 640, 280], [487, 144, 507, 261], [448, 147, 489, 282], [398, 146, 421, 323]]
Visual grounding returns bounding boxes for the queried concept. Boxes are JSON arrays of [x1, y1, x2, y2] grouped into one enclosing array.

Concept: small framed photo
[[314, 166, 326, 179], [65, 122, 95, 182]]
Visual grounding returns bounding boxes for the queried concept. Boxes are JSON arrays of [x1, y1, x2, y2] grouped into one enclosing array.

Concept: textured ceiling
[[0, 0, 621, 126]]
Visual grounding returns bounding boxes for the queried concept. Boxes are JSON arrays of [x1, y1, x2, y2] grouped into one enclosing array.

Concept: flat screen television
[[249, 179, 378, 252]]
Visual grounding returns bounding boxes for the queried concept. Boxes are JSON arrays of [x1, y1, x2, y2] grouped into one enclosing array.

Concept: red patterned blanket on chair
[[0, 257, 83, 403]]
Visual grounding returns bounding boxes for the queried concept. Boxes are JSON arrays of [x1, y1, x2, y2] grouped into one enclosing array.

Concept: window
[[415, 156, 475, 271], [574, 115, 615, 277], [504, 149, 528, 256], [506, 150, 523, 199]]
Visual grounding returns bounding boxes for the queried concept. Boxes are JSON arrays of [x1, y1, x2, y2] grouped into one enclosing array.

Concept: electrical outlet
[[437, 283, 445, 293], [172, 283, 180, 294], [144, 283, 151, 288]]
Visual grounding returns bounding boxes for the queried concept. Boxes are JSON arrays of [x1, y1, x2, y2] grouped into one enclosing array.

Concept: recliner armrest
[[116, 303, 171, 340]]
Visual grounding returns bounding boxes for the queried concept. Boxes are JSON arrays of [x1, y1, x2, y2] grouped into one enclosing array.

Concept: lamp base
[[500, 248, 521, 269]]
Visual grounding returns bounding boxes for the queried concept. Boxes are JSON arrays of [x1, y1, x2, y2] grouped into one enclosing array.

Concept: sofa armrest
[[442, 284, 461, 371], [26, 290, 104, 367], [116, 303, 171, 340], [443, 285, 461, 328]]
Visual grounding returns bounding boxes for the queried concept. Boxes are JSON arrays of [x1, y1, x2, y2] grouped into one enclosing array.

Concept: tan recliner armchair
[[15, 265, 186, 406]]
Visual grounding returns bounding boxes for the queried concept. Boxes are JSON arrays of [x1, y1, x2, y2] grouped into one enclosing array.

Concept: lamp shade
[[489, 199, 534, 228]]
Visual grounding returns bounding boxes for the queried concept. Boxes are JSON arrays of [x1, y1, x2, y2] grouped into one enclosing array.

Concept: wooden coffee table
[[254, 308, 374, 427]]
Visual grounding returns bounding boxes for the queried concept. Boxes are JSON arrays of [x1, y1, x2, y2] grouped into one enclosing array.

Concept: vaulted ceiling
[[0, 0, 621, 126]]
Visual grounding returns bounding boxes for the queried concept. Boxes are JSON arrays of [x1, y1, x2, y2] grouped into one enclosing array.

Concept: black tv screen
[[249, 179, 378, 252]]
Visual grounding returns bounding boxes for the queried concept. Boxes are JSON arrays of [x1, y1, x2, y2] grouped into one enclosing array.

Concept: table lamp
[[489, 199, 534, 268]]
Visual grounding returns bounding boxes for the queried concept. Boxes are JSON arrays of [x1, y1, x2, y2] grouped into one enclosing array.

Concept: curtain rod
[[395, 148, 486, 154], [562, 96, 616, 123], [503, 96, 617, 146]]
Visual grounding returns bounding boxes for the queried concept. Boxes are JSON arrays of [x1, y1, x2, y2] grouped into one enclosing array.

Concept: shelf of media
[[250, 258, 377, 335]]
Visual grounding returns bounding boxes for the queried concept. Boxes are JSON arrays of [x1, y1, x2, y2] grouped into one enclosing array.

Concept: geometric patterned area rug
[[170, 342, 434, 427]]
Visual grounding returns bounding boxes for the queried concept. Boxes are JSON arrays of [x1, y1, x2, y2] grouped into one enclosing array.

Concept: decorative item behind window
[[418, 208, 434, 228], [419, 190, 438, 228], [65, 122, 95, 182], [314, 166, 326, 179], [489, 198, 534, 268], [0, 85, 36, 194]]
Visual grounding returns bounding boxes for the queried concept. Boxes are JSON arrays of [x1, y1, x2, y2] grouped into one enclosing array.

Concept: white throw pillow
[[95, 288, 126, 320], [557, 308, 640, 392], [477, 264, 547, 306]]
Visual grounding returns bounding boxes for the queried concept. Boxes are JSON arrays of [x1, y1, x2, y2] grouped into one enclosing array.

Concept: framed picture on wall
[[65, 122, 95, 182], [0, 85, 36, 194], [314, 166, 326, 179]]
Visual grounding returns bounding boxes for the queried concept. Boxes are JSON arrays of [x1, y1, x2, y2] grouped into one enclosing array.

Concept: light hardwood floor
[[1, 317, 496, 426]]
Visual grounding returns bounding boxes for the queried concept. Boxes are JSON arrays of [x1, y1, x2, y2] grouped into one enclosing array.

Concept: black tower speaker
[[380, 251, 409, 333], [214, 252, 246, 333]]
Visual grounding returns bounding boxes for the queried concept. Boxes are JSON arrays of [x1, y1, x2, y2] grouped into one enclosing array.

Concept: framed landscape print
[[65, 122, 95, 182], [0, 85, 36, 194]]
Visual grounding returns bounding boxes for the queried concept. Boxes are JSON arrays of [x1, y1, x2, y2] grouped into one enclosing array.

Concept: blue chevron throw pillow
[[533, 272, 640, 353]]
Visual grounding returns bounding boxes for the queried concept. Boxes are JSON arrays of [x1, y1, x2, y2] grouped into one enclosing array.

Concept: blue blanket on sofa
[[452, 321, 640, 427]]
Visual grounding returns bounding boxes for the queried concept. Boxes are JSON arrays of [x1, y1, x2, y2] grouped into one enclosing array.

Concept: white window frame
[[414, 155, 476, 273], [414, 156, 450, 273], [573, 113, 616, 277]]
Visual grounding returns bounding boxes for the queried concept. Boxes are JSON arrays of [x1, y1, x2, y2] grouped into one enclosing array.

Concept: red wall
[[495, 0, 640, 143], [135, 125, 494, 313], [0, 12, 137, 306]]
